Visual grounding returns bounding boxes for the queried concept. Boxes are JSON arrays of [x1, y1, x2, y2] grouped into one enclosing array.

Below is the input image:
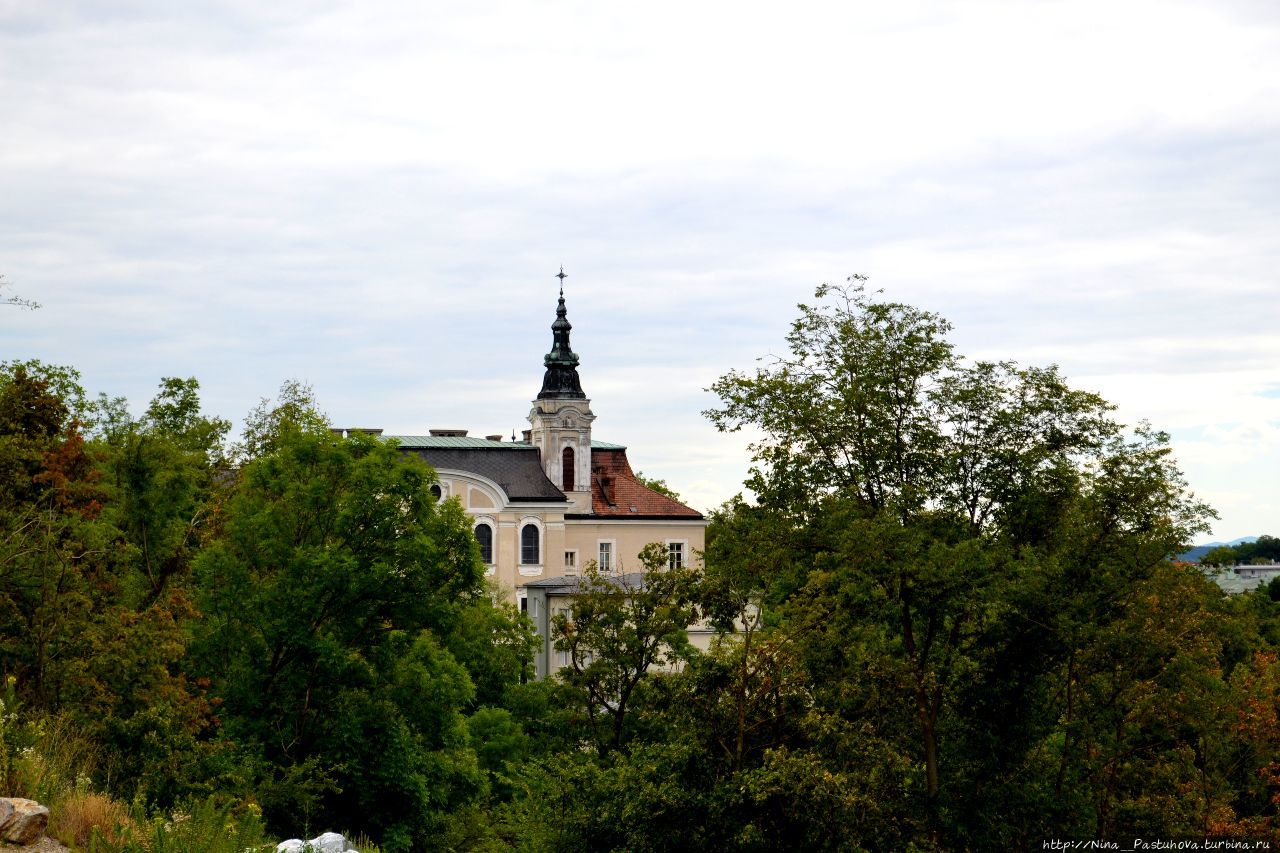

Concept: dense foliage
[[2, 282, 1278, 851], [1202, 535, 1280, 567]]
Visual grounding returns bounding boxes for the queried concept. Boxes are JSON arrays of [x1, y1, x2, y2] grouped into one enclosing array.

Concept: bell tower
[[528, 267, 595, 512]]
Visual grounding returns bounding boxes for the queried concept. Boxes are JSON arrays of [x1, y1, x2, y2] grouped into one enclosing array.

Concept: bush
[[50, 790, 133, 848]]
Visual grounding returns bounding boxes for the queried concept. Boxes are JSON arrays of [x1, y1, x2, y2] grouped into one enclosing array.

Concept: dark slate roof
[[400, 446, 567, 503], [386, 435, 527, 449], [385, 436, 626, 451], [384, 436, 683, 510]]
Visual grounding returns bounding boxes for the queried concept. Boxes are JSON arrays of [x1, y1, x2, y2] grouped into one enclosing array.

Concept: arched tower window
[[521, 524, 540, 565], [474, 523, 493, 564], [562, 446, 575, 492]]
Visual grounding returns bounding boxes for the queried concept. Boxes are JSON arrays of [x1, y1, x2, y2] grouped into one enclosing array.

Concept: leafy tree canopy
[[698, 278, 1217, 844], [189, 397, 509, 849]]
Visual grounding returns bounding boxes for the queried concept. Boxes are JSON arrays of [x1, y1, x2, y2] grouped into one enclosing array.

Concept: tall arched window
[[521, 524, 540, 565], [562, 446, 575, 492], [474, 523, 493, 564]]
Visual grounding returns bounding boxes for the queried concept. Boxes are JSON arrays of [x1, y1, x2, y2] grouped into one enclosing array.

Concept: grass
[[50, 791, 133, 848], [83, 798, 273, 853]]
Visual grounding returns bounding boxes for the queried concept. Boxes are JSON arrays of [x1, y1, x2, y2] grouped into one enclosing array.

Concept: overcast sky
[[3, 0, 1278, 541]]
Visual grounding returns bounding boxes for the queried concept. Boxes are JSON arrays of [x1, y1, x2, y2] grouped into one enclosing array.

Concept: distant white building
[[1206, 562, 1280, 594]]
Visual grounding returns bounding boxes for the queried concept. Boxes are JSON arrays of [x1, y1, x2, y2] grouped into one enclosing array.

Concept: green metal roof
[[384, 436, 529, 449], [383, 436, 627, 451]]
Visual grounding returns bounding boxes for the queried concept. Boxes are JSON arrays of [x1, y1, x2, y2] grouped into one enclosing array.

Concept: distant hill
[[1179, 536, 1260, 563]]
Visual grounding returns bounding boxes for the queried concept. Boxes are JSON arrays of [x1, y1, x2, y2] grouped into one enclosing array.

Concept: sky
[[2, 0, 1278, 541]]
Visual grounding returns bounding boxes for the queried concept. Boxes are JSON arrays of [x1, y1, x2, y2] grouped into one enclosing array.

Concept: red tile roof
[[588, 448, 703, 518]]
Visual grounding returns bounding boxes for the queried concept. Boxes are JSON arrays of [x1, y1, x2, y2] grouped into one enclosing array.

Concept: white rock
[[275, 832, 357, 853], [312, 832, 352, 853]]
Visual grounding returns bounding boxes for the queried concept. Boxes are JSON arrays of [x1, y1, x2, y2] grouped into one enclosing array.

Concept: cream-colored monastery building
[[374, 284, 706, 668]]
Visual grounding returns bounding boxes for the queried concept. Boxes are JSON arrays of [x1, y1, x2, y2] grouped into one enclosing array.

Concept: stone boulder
[[0, 797, 51, 846], [276, 831, 358, 853]]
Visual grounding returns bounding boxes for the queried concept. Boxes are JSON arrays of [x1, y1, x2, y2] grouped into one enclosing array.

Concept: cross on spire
[[538, 266, 584, 400]]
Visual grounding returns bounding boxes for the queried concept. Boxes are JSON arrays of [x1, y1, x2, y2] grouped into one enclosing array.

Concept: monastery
[[367, 276, 706, 639]]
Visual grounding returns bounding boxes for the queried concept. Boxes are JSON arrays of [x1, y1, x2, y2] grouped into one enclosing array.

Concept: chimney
[[429, 429, 468, 437], [485, 434, 502, 442]]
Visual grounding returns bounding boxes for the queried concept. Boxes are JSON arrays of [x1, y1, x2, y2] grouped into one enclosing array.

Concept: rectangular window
[[598, 541, 613, 572], [668, 541, 684, 570], [564, 550, 578, 573]]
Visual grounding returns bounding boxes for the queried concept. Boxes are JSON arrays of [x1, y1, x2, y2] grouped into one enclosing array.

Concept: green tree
[[552, 543, 701, 754], [101, 377, 230, 605], [634, 471, 684, 503], [1205, 535, 1280, 567], [0, 365, 111, 708], [80, 377, 233, 800], [1202, 546, 1239, 567], [233, 378, 329, 461], [703, 279, 1214, 844], [1256, 535, 1280, 562], [190, 412, 498, 849], [0, 360, 97, 430], [447, 596, 537, 710], [0, 365, 222, 804]]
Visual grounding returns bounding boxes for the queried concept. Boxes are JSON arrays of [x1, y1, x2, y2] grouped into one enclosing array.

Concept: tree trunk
[[900, 588, 941, 801], [734, 623, 753, 773], [921, 710, 939, 798]]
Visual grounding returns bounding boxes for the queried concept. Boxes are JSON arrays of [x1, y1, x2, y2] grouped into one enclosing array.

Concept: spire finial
[[537, 268, 585, 400]]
